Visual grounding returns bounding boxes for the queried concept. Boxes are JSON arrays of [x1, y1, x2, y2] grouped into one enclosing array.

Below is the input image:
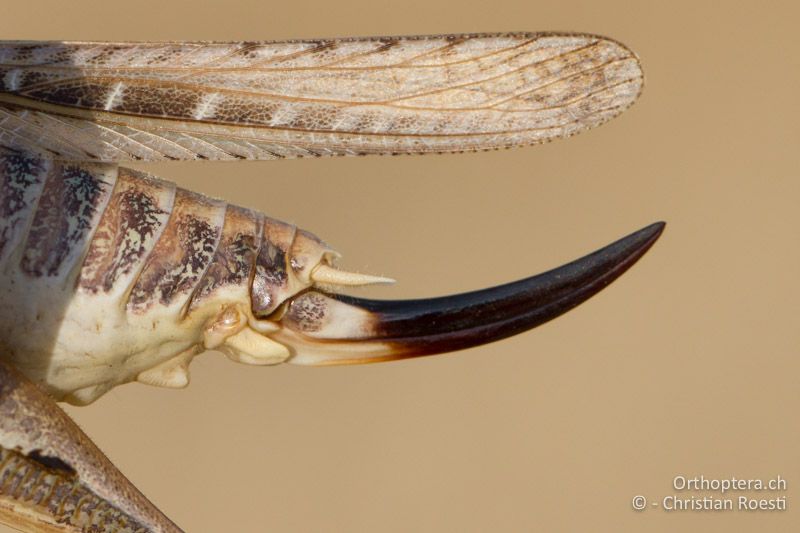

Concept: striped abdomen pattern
[[0, 152, 324, 319], [0, 153, 334, 402]]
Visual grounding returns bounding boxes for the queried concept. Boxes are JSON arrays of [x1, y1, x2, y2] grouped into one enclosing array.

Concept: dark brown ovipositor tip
[[322, 222, 665, 359]]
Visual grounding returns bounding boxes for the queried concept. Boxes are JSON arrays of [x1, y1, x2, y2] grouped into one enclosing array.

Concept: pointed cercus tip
[[278, 222, 666, 365], [310, 264, 395, 286]]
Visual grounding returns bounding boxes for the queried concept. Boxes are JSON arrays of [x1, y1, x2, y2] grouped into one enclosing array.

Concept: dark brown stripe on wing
[[127, 189, 225, 313], [0, 155, 49, 262], [79, 168, 175, 294], [23, 80, 207, 120], [21, 162, 114, 278]]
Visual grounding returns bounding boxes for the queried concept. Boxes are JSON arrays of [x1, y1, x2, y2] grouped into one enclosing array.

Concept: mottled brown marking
[[189, 205, 262, 310], [114, 83, 203, 118], [9, 44, 43, 63], [236, 42, 261, 58], [79, 168, 174, 294], [84, 45, 126, 66], [21, 163, 113, 278], [128, 189, 224, 313], [22, 79, 202, 119], [285, 292, 328, 333], [23, 80, 112, 110], [0, 68, 57, 92], [208, 98, 278, 127], [0, 155, 48, 259], [251, 218, 295, 316], [19, 69, 55, 88]]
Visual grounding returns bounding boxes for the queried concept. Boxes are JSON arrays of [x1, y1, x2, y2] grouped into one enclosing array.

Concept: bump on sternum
[[137, 346, 199, 389]]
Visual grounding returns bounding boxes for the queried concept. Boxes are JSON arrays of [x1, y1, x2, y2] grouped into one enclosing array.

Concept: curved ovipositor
[[0, 360, 182, 533], [276, 222, 665, 364]]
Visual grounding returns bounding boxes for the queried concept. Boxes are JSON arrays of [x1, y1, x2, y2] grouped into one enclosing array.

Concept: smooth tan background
[[1, 1, 798, 532]]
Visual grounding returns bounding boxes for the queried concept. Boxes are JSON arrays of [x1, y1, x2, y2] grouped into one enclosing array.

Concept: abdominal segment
[[0, 154, 315, 400]]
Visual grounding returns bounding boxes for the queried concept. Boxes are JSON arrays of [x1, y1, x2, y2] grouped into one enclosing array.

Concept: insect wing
[[0, 33, 643, 162]]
